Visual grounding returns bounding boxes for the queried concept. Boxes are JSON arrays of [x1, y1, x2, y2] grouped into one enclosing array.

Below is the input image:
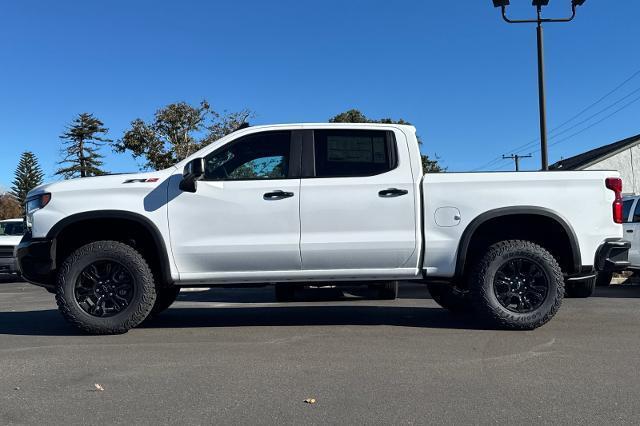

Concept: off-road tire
[[565, 277, 595, 298], [427, 283, 471, 313], [151, 286, 181, 315], [595, 271, 613, 287], [469, 240, 564, 330], [55, 241, 156, 335], [377, 281, 399, 300], [275, 284, 296, 302]]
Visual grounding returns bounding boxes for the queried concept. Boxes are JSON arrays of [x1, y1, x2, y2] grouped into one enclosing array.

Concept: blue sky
[[1, 0, 639, 189]]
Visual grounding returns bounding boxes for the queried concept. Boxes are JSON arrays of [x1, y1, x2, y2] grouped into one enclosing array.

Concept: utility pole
[[491, 0, 587, 171], [536, 5, 548, 171], [503, 154, 532, 172]]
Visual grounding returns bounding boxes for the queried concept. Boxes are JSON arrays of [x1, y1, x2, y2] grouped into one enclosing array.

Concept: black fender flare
[[454, 206, 582, 278], [47, 210, 174, 286]]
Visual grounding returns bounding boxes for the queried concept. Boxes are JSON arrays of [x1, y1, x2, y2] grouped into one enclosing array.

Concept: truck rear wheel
[[55, 241, 156, 335], [469, 240, 564, 330], [151, 286, 181, 315], [427, 283, 471, 313]]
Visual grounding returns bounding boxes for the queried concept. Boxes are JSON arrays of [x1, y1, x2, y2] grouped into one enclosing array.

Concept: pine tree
[[10, 151, 44, 206], [56, 113, 111, 178]]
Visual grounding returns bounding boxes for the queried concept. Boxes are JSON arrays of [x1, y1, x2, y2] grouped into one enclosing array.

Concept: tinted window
[[313, 130, 395, 177], [204, 131, 291, 181], [623, 199, 634, 223], [0, 222, 24, 236]]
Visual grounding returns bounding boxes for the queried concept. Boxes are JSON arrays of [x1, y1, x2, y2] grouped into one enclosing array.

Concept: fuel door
[[434, 207, 461, 227]]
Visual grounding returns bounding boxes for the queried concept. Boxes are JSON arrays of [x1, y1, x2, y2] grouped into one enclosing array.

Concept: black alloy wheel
[[493, 258, 549, 314], [74, 260, 136, 318]]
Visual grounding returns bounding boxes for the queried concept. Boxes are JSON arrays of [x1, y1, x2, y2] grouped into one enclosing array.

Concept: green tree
[[115, 100, 253, 171], [10, 151, 44, 206], [56, 113, 111, 178], [329, 109, 445, 173]]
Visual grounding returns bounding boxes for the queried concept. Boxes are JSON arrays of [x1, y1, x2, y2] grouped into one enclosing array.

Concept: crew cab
[[16, 123, 630, 334]]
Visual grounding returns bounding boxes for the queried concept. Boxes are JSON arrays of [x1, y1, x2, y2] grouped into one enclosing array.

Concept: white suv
[[0, 218, 25, 274], [621, 196, 640, 269]]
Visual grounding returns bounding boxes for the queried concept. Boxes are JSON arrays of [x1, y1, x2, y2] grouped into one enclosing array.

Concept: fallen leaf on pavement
[[94, 384, 104, 391]]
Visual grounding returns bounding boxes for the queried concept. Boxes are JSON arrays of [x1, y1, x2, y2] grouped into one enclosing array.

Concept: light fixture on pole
[[491, 0, 587, 171]]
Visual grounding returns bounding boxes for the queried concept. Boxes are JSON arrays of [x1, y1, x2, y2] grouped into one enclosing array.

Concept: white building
[[550, 134, 640, 195]]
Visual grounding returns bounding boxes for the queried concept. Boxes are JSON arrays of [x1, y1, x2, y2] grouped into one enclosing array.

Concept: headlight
[[25, 193, 51, 228]]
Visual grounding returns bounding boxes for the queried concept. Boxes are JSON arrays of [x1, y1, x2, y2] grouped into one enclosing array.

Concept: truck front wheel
[[55, 241, 157, 334], [469, 240, 564, 330]]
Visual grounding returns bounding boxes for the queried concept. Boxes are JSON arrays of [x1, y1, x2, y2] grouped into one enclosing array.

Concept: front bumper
[[595, 238, 631, 272], [0, 256, 18, 273], [15, 235, 56, 289]]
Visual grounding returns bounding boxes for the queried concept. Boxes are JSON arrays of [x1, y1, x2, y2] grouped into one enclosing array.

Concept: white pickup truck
[[16, 123, 630, 334]]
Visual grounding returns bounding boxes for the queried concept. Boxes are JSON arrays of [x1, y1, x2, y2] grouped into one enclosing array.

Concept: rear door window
[[313, 130, 396, 178]]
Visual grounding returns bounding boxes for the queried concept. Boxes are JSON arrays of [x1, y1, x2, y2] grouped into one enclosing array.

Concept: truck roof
[[236, 122, 417, 132]]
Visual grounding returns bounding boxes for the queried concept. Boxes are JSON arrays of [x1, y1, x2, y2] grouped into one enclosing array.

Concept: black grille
[[0, 246, 14, 258]]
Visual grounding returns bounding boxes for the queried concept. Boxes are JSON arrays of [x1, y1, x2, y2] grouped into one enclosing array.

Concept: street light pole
[[492, 0, 586, 171], [536, 6, 548, 170]]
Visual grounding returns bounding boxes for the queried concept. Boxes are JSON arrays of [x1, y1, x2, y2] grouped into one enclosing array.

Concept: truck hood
[[0, 235, 22, 247], [27, 168, 178, 198]]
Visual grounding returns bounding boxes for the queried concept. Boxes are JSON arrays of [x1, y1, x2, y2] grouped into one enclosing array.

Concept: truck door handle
[[627, 229, 634, 233], [378, 188, 408, 198], [263, 190, 294, 200]]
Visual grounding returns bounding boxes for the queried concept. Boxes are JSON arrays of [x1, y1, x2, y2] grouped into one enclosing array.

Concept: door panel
[[167, 130, 302, 277], [168, 179, 301, 274], [299, 129, 417, 271]]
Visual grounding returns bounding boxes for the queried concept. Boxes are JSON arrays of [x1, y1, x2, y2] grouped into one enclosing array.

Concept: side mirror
[[179, 158, 205, 193]]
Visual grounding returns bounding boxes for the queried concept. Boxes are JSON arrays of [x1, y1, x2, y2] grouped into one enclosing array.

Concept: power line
[[495, 162, 514, 171], [472, 67, 640, 171], [471, 156, 508, 172], [530, 92, 640, 154], [502, 154, 532, 171], [512, 86, 640, 156], [548, 69, 640, 134], [541, 86, 640, 142], [476, 85, 640, 169]]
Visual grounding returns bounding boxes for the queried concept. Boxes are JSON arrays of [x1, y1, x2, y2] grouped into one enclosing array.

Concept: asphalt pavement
[[1, 276, 639, 425]]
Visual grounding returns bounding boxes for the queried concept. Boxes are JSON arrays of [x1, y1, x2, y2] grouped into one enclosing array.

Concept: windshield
[[0, 221, 25, 236]]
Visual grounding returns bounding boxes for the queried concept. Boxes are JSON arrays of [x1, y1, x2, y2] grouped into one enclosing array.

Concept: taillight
[[605, 177, 623, 224]]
